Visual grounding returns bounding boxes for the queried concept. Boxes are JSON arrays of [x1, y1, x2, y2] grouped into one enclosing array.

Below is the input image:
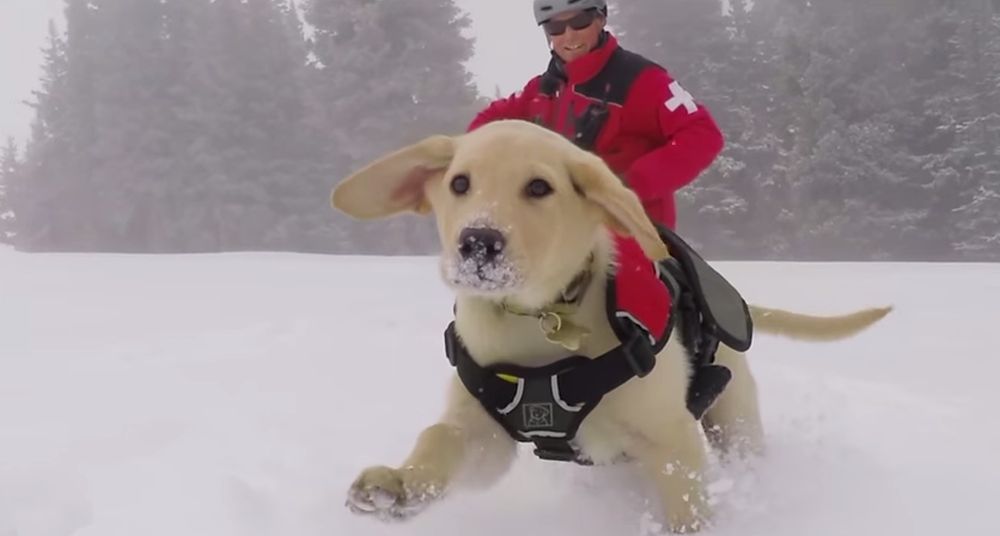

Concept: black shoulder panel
[[575, 48, 662, 105]]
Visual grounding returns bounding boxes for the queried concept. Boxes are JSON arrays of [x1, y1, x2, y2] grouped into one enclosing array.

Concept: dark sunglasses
[[543, 9, 600, 36]]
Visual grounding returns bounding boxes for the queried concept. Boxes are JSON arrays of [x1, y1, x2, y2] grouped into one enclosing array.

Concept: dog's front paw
[[346, 465, 445, 521]]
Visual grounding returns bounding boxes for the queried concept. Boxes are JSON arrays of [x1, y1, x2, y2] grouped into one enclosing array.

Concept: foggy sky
[[0, 0, 551, 148]]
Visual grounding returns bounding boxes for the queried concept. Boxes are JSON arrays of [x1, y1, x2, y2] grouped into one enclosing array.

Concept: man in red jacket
[[463, 2, 740, 468], [467, 0, 724, 230]]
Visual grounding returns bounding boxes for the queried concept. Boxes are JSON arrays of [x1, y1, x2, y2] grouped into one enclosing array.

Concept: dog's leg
[[632, 416, 711, 533], [346, 377, 516, 521], [701, 345, 765, 459]]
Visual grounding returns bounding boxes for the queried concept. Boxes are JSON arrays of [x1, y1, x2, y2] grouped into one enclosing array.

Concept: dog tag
[[539, 312, 590, 351]]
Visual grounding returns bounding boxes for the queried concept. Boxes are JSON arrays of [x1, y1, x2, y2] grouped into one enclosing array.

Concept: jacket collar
[[546, 31, 619, 86]]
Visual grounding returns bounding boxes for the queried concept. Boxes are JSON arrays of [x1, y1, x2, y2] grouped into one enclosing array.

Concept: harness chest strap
[[444, 318, 662, 463]]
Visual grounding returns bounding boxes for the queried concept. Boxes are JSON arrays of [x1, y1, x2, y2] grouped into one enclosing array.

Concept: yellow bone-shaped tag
[[539, 312, 590, 352]]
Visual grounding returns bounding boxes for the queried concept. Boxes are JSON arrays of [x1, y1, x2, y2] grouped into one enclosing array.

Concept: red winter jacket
[[467, 33, 724, 230]]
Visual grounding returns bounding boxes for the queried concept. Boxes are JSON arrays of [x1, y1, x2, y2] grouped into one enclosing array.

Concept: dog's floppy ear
[[331, 135, 455, 219], [567, 151, 669, 261]]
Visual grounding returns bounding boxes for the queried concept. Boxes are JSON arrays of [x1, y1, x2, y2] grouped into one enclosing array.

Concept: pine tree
[[607, 0, 1000, 260], [939, 1, 1000, 258], [177, 0, 317, 252], [15, 0, 332, 253], [259, 0, 351, 253], [17, 0, 159, 251], [17, 16, 76, 251], [132, 0, 342, 254], [19, 0, 195, 252], [759, 0, 946, 260], [0, 138, 18, 244], [306, 0, 479, 167], [303, 0, 483, 254], [76, 0, 178, 251]]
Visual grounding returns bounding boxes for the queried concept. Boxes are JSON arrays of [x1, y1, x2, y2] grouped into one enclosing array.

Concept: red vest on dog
[[467, 32, 724, 230], [608, 233, 673, 349]]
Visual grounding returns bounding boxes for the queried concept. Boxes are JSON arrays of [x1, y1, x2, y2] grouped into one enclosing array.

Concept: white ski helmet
[[533, 0, 608, 25]]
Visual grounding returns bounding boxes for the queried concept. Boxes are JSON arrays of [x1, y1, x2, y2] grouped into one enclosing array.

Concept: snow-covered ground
[[2, 246, 998, 536]]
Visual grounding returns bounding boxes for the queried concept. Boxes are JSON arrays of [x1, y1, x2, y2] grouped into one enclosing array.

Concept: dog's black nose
[[459, 227, 506, 262]]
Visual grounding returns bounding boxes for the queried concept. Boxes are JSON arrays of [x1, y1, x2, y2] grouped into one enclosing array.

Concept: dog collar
[[497, 255, 595, 351]]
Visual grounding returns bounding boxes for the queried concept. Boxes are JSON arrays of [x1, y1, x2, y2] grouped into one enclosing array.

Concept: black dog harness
[[445, 277, 673, 463], [444, 226, 754, 464]]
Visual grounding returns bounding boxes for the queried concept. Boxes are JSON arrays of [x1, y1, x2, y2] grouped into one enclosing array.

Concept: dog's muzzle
[[444, 227, 521, 292]]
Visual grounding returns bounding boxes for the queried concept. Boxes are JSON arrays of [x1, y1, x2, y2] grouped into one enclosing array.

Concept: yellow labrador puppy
[[331, 119, 890, 532]]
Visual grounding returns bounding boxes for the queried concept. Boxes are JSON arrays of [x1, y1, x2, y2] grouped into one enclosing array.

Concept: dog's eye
[[450, 174, 471, 195], [525, 178, 553, 198]]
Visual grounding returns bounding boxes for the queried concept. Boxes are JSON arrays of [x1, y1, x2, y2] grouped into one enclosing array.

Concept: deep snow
[[2, 246, 999, 535]]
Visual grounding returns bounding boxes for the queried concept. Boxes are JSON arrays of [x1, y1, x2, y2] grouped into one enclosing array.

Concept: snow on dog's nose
[[444, 226, 521, 293], [458, 227, 506, 264]]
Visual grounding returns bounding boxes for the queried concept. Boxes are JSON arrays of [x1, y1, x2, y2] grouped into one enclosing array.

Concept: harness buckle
[[533, 444, 579, 462], [622, 326, 656, 378]]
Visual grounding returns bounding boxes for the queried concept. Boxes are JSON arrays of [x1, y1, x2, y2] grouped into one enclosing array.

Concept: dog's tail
[[748, 304, 892, 342]]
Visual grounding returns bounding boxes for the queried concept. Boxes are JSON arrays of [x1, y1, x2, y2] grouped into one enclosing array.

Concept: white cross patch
[[664, 81, 698, 114]]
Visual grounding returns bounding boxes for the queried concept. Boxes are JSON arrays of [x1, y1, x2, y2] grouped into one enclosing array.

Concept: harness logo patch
[[664, 81, 698, 114], [522, 403, 554, 428]]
